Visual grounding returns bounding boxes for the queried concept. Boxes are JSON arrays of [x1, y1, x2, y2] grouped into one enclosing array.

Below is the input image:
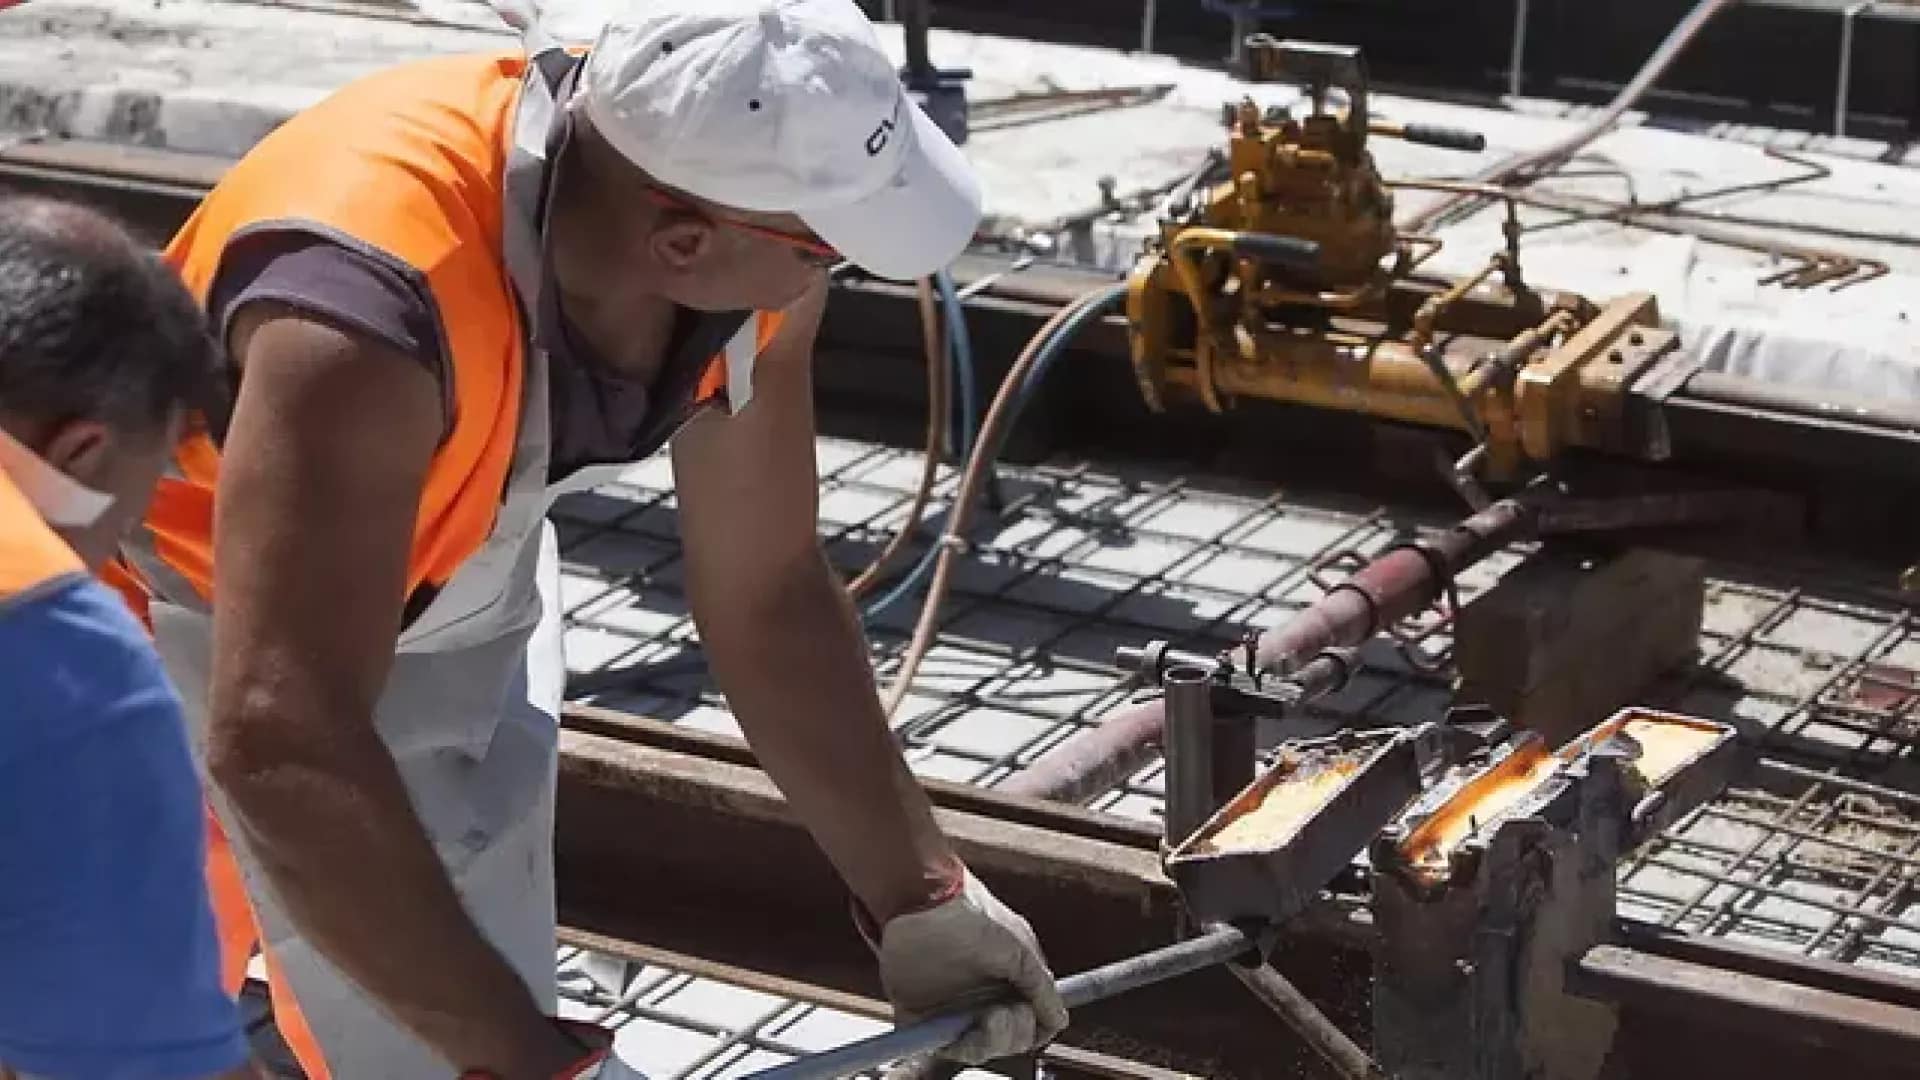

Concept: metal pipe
[[1455, 310, 1577, 399], [1007, 492, 1546, 805], [1407, 253, 1503, 356], [999, 697, 1169, 804], [1210, 708, 1256, 821], [1835, 2, 1875, 137], [745, 925, 1263, 1080], [1508, 0, 1531, 100], [1252, 490, 1544, 675], [900, 0, 933, 83], [1231, 964, 1386, 1079], [1162, 664, 1218, 846], [1140, 0, 1157, 54]]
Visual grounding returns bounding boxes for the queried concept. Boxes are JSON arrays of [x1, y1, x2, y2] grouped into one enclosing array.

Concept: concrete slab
[[8, 0, 1920, 402]]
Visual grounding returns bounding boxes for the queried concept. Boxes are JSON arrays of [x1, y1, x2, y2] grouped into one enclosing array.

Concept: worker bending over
[[111, 0, 1067, 1075], [0, 197, 254, 1080]]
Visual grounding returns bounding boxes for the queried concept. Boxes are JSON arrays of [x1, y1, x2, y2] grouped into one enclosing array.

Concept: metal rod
[[900, 0, 933, 82], [1835, 1, 1874, 137], [1508, 0, 1531, 100], [1163, 664, 1218, 845], [744, 925, 1262, 1080], [1140, 0, 1158, 55], [1211, 709, 1255, 817], [1230, 964, 1385, 1079]]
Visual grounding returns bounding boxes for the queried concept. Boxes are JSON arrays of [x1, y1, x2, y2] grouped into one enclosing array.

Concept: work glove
[[866, 864, 1070, 1066]]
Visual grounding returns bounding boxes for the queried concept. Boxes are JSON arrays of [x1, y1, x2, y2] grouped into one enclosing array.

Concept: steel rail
[[551, 709, 1920, 1076], [554, 927, 1199, 1080]]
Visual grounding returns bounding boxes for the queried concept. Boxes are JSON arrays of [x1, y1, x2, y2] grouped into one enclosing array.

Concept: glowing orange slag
[[1192, 756, 1363, 855], [1571, 711, 1724, 788], [1397, 739, 1561, 882], [1395, 711, 1725, 883]]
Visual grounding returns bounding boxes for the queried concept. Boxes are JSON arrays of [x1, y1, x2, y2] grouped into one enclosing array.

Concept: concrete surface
[[7, 0, 1920, 404]]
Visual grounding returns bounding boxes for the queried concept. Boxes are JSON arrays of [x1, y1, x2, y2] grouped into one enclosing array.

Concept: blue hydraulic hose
[[1004, 282, 1127, 431], [575, 280, 1121, 692], [935, 268, 978, 461], [861, 281, 1127, 620], [862, 270, 984, 620]]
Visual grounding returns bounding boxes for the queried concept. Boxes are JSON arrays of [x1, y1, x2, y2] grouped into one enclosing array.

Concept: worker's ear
[[39, 418, 115, 486], [650, 216, 717, 271]]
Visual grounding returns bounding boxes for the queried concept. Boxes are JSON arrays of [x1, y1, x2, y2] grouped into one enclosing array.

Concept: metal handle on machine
[[743, 924, 1263, 1080], [1372, 121, 1489, 152], [1229, 232, 1323, 272]]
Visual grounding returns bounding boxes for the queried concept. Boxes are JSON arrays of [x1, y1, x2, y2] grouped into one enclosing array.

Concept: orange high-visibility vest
[[0, 470, 84, 604], [119, 50, 778, 622], [111, 49, 783, 1078]]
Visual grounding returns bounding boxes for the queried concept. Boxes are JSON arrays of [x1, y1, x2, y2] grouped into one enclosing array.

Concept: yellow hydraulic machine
[[1125, 38, 1683, 485]]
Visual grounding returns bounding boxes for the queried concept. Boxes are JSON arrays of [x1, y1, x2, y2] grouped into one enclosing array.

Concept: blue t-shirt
[[0, 575, 248, 1079]]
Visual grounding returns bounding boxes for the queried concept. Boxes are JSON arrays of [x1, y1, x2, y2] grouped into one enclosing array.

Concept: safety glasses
[[641, 185, 842, 268]]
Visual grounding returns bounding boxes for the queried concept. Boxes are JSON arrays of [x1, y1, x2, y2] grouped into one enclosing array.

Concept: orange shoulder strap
[[0, 471, 85, 602]]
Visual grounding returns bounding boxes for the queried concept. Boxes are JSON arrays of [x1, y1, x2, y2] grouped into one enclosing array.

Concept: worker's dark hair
[[0, 194, 218, 434]]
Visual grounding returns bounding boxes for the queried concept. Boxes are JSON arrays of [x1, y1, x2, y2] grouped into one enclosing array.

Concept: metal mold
[[1383, 731, 1569, 887], [1560, 706, 1747, 847], [1165, 726, 1424, 926], [1381, 709, 1742, 890]]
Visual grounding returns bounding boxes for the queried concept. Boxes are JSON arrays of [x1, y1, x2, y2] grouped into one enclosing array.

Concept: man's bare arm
[[204, 307, 583, 1077], [670, 283, 960, 922]]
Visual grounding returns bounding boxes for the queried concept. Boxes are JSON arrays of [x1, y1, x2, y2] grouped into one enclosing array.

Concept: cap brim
[[800, 103, 982, 282]]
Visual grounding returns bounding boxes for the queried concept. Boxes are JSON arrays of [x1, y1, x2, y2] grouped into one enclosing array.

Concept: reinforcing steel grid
[[546, 436, 1920, 1076]]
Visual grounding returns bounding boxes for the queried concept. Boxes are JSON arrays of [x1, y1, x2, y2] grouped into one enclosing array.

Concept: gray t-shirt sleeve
[[205, 228, 455, 431], [201, 228, 751, 479]]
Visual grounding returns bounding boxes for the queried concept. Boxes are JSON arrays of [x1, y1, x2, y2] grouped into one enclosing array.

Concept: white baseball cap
[[578, 0, 982, 281]]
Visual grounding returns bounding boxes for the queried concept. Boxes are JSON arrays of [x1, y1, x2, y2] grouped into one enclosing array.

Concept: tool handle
[[743, 924, 1261, 1080], [1398, 123, 1488, 152], [1229, 233, 1322, 271]]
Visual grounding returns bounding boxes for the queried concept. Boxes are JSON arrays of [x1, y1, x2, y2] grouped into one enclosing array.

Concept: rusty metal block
[[1165, 726, 1423, 927], [1455, 544, 1706, 747], [1366, 707, 1739, 1080]]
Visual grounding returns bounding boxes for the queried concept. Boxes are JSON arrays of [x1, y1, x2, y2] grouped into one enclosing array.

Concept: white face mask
[[0, 424, 114, 528]]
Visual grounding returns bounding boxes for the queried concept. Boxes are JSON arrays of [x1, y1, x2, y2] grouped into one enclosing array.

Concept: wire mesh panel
[[552, 945, 977, 1079], [546, 434, 1920, 1067]]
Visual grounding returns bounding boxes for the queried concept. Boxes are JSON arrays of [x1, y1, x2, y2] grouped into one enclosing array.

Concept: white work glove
[[870, 865, 1069, 1065]]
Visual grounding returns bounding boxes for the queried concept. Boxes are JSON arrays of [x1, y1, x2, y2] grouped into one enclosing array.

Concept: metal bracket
[[1620, 345, 1704, 460]]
